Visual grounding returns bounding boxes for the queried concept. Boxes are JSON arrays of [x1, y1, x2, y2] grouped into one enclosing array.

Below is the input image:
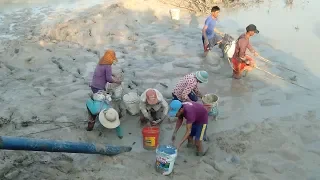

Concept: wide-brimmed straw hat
[[98, 108, 120, 129]]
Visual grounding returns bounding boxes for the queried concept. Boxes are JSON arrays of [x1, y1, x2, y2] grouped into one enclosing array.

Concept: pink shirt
[[173, 73, 201, 102]]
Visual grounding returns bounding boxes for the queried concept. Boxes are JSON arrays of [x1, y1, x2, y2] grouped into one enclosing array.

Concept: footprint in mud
[[259, 99, 280, 107]]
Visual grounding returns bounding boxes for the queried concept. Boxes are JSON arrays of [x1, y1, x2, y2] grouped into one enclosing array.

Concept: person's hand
[[176, 143, 182, 151], [254, 52, 259, 57], [204, 39, 209, 46]]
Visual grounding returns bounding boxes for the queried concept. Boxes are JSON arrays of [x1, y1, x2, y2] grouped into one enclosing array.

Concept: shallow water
[[219, 0, 320, 78]]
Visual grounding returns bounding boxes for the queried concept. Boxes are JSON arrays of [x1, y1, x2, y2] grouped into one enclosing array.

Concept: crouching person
[[139, 88, 169, 126], [172, 71, 208, 102], [169, 100, 209, 156], [86, 93, 123, 139]]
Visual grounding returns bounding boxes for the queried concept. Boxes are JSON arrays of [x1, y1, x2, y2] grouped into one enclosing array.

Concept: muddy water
[[220, 0, 320, 79], [195, 0, 320, 133]]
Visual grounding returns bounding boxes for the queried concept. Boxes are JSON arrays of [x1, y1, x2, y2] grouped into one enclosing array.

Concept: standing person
[[232, 24, 260, 79], [90, 49, 121, 93], [202, 6, 224, 57], [169, 100, 209, 156], [139, 88, 169, 126], [172, 71, 208, 102]]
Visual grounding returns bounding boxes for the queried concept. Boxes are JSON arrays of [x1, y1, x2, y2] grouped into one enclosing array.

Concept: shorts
[[232, 55, 255, 72], [202, 35, 222, 52], [190, 123, 207, 141]]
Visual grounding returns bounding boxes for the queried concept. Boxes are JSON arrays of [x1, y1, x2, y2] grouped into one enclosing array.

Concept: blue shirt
[[204, 16, 217, 39]]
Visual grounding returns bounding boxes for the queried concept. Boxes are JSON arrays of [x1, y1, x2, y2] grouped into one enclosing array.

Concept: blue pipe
[[0, 136, 132, 156]]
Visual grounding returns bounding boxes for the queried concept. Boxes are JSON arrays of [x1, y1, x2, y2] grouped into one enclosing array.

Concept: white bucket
[[106, 82, 124, 100], [202, 93, 219, 116], [170, 9, 180, 20], [122, 92, 140, 115], [155, 145, 178, 176]]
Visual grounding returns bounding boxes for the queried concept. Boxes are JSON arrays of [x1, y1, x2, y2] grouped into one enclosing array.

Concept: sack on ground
[[123, 92, 140, 115]]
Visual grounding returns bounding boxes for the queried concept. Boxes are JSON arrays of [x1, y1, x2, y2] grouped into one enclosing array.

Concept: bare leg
[[204, 51, 209, 57], [233, 64, 242, 79], [86, 108, 96, 131], [187, 136, 195, 148], [195, 140, 203, 154]]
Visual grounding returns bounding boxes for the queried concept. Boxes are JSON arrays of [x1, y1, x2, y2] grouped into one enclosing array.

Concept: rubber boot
[[86, 114, 96, 131], [115, 126, 123, 139], [86, 121, 95, 131]]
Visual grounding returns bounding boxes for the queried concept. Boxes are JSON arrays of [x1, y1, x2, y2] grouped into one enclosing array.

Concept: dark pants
[[172, 91, 198, 102], [91, 86, 105, 93], [202, 35, 222, 52]]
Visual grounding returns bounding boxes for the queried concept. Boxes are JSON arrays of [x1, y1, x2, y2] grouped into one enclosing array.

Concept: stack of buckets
[[142, 126, 178, 175], [202, 93, 219, 117]]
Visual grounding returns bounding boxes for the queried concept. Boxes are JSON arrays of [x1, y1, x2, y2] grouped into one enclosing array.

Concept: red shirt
[[233, 33, 255, 61]]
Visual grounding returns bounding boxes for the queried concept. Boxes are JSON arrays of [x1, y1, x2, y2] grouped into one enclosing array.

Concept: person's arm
[[173, 117, 183, 136], [139, 101, 152, 120], [105, 66, 114, 83], [238, 39, 248, 61], [247, 41, 255, 53], [178, 123, 192, 149], [202, 19, 209, 44], [193, 85, 202, 98], [214, 28, 224, 36], [247, 42, 259, 56]]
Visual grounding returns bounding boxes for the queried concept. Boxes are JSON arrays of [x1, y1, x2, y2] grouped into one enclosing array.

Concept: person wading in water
[[232, 24, 260, 79], [202, 6, 224, 57]]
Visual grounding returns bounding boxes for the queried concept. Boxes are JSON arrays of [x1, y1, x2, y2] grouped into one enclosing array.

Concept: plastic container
[[202, 94, 219, 117], [123, 92, 140, 115], [170, 9, 180, 20], [106, 82, 123, 101], [142, 126, 160, 150], [155, 145, 178, 175]]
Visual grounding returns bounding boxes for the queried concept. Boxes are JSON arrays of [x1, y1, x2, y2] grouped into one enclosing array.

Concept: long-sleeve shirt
[[173, 73, 202, 102], [139, 88, 169, 120], [233, 33, 255, 62], [90, 64, 113, 90]]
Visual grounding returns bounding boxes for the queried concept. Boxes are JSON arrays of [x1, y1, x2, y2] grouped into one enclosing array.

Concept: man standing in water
[[169, 100, 209, 156], [202, 6, 224, 57], [232, 24, 260, 79]]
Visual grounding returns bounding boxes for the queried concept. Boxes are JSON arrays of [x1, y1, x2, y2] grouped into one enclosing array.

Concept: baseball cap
[[168, 100, 182, 117], [246, 24, 259, 34], [146, 89, 158, 105]]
